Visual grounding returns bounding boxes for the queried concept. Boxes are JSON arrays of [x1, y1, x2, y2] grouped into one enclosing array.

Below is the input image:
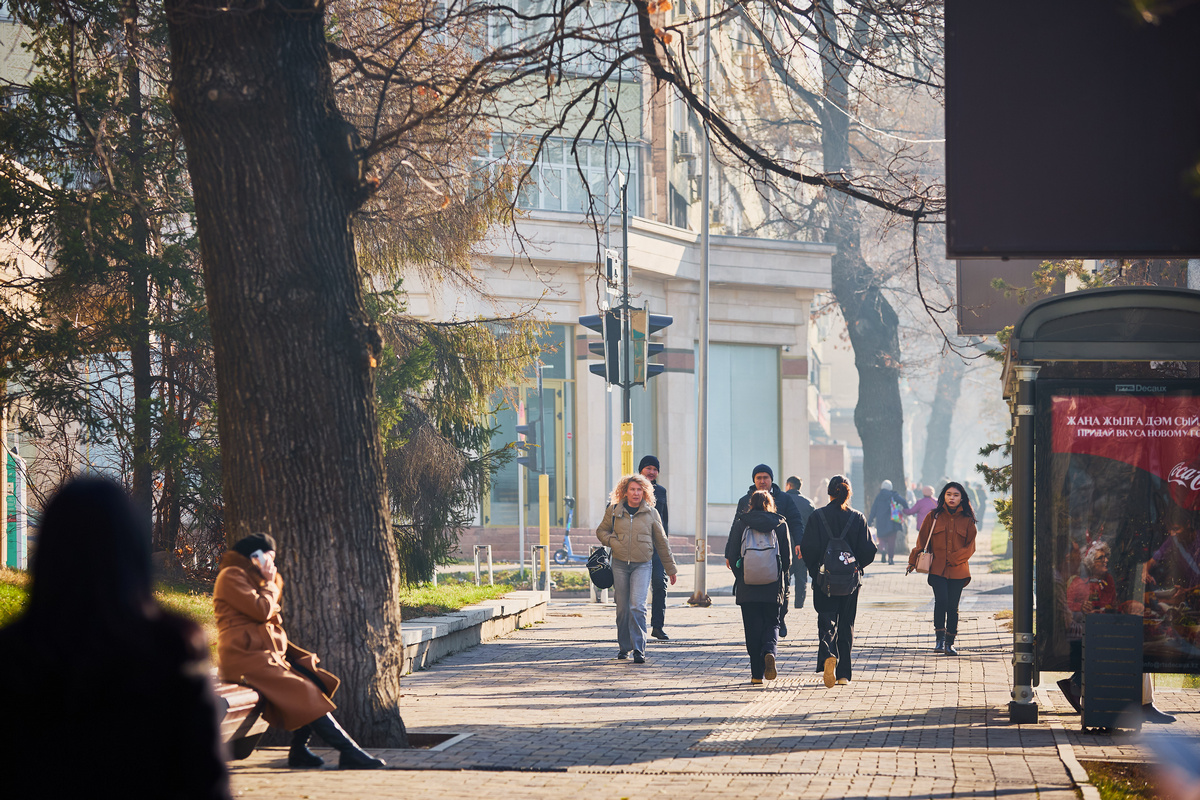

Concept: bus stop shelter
[[1001, 286, 1200, 723]]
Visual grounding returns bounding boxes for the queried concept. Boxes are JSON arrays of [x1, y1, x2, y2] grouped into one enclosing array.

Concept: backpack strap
[[817, 507, 855, 541]]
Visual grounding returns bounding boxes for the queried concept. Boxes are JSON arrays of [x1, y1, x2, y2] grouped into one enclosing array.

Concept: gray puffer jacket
[[596, 503, 678, 574]]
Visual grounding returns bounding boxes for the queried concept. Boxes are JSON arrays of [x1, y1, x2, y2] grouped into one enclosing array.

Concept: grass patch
[[552, 570, 591, 591], [398, 582, 511, 620], [0, 582, 27, 627], [990, 557, 1013, 573], [1081, 760, 1159, 800], [991, 523, 1011, 559]]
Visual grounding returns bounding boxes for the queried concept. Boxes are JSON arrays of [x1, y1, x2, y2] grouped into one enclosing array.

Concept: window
[[488, 0, 637, 79], [476, 134, 643, 216]]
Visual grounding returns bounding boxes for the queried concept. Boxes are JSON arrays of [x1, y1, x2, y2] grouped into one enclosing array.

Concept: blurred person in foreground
[[0, 476, 231, 798], [214, 533, 387, 768]]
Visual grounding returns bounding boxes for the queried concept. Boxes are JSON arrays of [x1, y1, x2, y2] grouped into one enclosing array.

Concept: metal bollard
[[473, 544, 493, 586], [531, 544, 549, 593]]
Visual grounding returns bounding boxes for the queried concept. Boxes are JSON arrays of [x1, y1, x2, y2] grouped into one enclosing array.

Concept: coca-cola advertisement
[[1036, 380, 1200, 672]]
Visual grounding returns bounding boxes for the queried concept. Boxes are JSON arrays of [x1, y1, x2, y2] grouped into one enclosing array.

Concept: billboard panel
[[1036, 380, 1200, 672], [946, 1, 1200, 258]]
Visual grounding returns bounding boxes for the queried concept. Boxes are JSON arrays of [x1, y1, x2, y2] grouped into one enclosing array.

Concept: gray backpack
[[740, 523, 783, 585]]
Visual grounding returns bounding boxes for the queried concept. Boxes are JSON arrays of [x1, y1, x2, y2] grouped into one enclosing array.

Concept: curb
[[401, 590, 549, 674]]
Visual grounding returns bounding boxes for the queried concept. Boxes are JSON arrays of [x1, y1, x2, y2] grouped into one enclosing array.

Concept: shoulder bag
[[915, 515, 936, 573]]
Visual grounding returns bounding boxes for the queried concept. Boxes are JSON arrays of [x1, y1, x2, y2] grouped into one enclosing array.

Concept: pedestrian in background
[[731, 464, 803, 637], [906, 482, 977, 655], [867, 479, 909, 566], [639, 455, 672, 640], [214, 533, 386, 769], [785, 476, 815, 609], [0, 477, 231, 799], [726, 490, 790, 684], [801, 475, 876, 687], [596, 474, 678, 663], [905, 485, 937, 529]]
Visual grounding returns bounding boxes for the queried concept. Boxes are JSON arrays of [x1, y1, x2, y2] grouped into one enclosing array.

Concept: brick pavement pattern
[[228, 541, 1197, 799]]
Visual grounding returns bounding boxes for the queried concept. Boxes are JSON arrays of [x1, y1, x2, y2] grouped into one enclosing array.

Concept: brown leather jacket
[[908, 506, 977, 582]]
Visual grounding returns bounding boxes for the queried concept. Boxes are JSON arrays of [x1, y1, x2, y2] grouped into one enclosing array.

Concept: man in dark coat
[[785, 476, 816, 609], [731, 464, 804, 636], [639, 455, 671, 640]]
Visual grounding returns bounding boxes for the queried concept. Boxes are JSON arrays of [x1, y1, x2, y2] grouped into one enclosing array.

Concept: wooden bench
[[214, 677, 270, 760]]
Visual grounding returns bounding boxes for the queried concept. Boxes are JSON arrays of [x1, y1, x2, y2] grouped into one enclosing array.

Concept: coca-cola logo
[[1168, 462, 1200, 492]]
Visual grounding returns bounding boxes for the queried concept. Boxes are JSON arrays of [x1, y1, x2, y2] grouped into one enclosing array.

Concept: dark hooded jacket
[[867, 488, 909, 538], [730, 483, 803, 556], [726, 509, 791, 605]]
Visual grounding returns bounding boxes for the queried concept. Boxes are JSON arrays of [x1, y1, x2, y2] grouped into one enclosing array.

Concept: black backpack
[[587, 547, 614, 589], [814, 510, 861, 597]]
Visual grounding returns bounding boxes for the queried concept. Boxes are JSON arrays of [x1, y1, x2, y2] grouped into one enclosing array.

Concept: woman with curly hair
[[596, 473, 678, 663]]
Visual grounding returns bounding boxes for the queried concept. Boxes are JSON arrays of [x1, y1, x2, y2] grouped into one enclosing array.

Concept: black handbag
[[587, 547, 614, 589]]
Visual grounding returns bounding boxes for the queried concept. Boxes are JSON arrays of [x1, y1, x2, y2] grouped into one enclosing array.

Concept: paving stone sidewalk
[[229, 545, 1199, 799]]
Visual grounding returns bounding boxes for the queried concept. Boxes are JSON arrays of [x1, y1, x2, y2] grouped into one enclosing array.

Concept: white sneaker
[[836, 678, 850, 686]]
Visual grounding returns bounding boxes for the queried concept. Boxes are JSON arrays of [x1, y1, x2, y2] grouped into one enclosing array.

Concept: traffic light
[[631, 310, 672, 384], [578, 310, 621, 385], [516, 418, 541, 473]]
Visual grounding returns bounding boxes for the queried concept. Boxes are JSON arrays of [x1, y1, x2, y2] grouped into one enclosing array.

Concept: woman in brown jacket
[[214, 533, 385, 769], [906, 482, 977, 655]]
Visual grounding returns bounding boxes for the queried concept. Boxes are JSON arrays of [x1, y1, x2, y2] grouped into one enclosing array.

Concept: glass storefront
[[483, 324, 575, 527]]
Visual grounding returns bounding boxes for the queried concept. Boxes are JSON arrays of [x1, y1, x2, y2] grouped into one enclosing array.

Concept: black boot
[[288, 725, 325, 768], [934, 630, 945, 652], [310, 714, 386, 769], [944, 634, 958, 656]]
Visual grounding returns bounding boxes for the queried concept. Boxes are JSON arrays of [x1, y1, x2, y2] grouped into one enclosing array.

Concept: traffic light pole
[[620, 177, 634, 476]]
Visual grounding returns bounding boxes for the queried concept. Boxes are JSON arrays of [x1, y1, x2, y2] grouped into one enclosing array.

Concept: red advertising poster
[[1039, 385, 1200, 673]]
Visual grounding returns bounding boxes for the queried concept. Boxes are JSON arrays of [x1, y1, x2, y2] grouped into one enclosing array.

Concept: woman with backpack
[[725, 490, 791, 685], [595, 474, 678, 664], [906, 481, 978, 655], [800, 475, 877, 688]]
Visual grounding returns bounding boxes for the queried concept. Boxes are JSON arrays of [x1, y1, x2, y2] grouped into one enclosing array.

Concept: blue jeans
[[612, 558, 653, 654]]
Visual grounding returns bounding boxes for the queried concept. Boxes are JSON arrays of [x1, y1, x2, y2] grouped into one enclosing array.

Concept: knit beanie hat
[[638, 455, 660, 473], [232, 532, 277, 557], [752, 463, 774, 481]]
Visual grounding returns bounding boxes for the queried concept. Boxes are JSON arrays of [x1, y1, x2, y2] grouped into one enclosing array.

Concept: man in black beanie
[[731, 464, 804, 637], [639, 454, 671, 640]]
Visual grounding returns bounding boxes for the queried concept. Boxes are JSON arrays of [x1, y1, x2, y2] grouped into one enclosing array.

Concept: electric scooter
[[553, 496, 588, 564]]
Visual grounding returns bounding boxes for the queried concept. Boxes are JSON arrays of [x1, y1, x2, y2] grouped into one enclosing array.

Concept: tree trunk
[[817, 2, 907, 503], [125, 0, 155, 533], [919, 355, 965, 486], [165, 0, 407, 746]]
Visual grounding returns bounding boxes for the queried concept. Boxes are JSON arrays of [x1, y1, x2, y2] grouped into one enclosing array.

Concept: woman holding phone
[[214, 533, 386, 769]]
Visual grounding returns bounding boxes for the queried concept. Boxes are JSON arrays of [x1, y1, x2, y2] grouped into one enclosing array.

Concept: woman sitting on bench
[[214, 533, 386, 770]]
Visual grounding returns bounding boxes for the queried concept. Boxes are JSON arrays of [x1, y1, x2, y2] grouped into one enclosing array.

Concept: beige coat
[[595, 502, 678, 574], [908, 507, 977, 582], [213, 551, 339, 730]]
